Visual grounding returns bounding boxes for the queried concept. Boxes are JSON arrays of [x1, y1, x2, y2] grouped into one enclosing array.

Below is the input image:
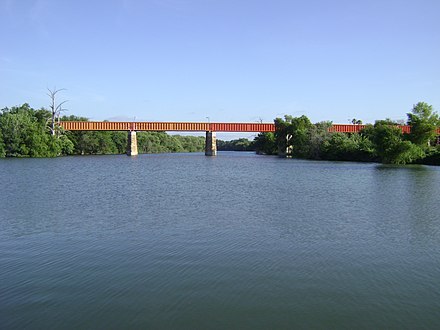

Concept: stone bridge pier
[[205, 131, 217, 156], [127, 131, 138, 156]]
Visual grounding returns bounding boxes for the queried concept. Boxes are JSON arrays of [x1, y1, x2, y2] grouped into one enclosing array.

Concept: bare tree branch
[[47, 88, 68, 136]]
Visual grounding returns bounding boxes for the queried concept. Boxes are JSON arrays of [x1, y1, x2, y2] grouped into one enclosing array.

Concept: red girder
[[59, 121, 275, 132], [59, 121, 440, 134]]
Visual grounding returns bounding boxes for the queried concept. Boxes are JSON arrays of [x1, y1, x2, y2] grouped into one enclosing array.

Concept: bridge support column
[[277, 133, 292, 157], [127, 131, 138, 156], [205, 131, 217, 156]]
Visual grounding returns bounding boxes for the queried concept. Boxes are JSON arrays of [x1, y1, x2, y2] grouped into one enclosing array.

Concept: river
[[1, 152, 440, 329]]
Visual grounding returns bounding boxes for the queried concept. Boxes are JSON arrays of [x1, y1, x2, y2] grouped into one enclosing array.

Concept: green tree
[[96, 131, 118, 154], [407, 102, 440, 147], [253, 132, 277, 155], [1, 104, 38, 156], [273, 115, 316, 158], [77, 131, 118, 155], [321, 132, 375, 162], [217, 138, 255, 151], [367, 122, 424, 164], [308, 121, 333, 159], [287, 115, 313, 158], [60, 115, 92, 155], [57, 135, 75, 155], [178, 135, 205, 152], [419, 145, 440, 165], [111, 131, 128, 154], [0, 104, 66, 157], [168, 135, 184, 152]]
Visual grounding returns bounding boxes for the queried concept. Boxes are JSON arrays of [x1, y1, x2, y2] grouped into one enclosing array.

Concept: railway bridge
[[59, 121, 439, 156]]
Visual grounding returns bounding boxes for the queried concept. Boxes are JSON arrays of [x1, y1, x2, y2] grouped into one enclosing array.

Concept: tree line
[[254, 102, 440, 165], [1, 102, 439, 165], [0, 103, 255, 157], [0, 104, 208, 157]]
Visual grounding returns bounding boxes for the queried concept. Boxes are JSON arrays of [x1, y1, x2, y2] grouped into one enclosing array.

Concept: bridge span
[[60, 121, 276, 156], [59, 121, 440, 156], [59, 121, 275, 132]]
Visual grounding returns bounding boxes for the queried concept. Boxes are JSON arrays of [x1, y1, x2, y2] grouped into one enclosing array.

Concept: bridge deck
[[60, 121, 275, 132], [59, 121, 440, 134]]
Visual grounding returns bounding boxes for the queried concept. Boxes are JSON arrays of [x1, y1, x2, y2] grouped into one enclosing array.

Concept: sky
[[1, 0, 439, 127]]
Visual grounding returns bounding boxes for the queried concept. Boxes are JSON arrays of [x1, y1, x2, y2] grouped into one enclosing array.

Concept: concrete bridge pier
[[127, 131, 138, 156], [205, 131, 217, 156], [277, 133, 292, 157]]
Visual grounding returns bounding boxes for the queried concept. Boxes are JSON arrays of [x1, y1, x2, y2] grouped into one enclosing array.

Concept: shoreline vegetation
[[1, 102, 439, 165], [253, 101, 440, 166]]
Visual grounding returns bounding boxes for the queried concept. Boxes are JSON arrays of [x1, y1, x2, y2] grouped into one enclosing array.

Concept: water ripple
[[1, 155, 440, 328]]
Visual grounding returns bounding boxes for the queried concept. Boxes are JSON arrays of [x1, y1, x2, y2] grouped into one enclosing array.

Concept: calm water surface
[[1, 152, 440, 329]]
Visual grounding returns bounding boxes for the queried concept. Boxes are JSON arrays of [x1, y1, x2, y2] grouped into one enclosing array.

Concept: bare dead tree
[[47, 88, 68, 136]]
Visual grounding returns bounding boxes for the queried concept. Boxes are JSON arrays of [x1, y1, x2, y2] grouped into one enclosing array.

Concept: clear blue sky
[[1, 0, 439, 125]]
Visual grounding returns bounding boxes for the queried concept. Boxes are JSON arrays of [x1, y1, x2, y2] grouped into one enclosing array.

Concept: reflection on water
[[1, 153, 440, 328]]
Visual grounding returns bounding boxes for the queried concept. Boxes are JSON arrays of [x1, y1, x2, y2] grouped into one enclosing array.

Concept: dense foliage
[[0, 104, 72, 157], [217, 138, 255, 151], [0, 104, 206, 157], [254, 102, 440, 165], [253, 132, 277, 155]]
